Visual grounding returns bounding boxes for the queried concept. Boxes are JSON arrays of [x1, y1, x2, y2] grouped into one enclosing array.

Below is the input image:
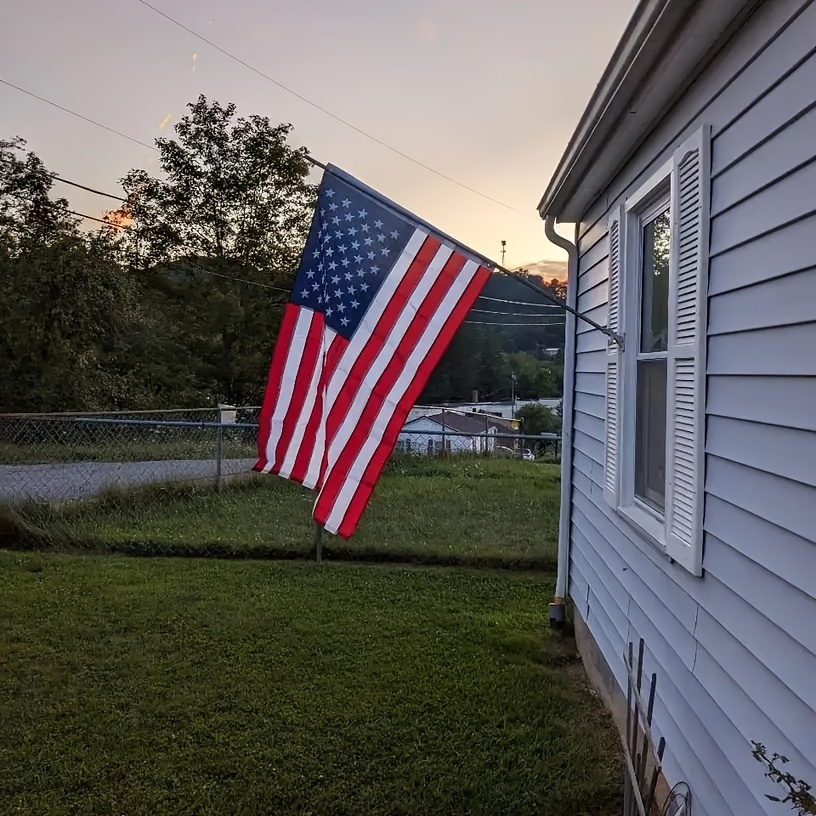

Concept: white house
[[396, 411, 516, 455], [407, 398, 561, 423], [540, 0, 816, 813]]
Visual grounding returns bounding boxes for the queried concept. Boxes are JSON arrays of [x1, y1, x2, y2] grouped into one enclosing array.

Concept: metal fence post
[[314, 522, 324, 564], [215, 418, 223, 492]]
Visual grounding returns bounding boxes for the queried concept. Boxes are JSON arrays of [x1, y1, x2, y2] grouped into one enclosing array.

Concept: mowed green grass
[[0, 553, 622, 816], [19, 458, 561, 568]]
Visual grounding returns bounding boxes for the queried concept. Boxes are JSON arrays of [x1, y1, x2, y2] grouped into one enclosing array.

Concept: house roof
[[537, 0, 762, 222], [403, 411, 513, 435]]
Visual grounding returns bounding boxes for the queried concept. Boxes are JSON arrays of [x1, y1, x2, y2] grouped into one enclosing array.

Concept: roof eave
[[538, 0, 760, 223]]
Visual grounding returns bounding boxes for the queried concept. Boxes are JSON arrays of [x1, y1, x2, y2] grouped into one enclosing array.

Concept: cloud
[[192, 52, 198, 73], [416, 18, 439, 44]]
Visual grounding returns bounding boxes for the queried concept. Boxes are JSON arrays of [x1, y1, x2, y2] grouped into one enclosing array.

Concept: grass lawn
[[0, 552, 621, 816], [11, 458, 561, 569]]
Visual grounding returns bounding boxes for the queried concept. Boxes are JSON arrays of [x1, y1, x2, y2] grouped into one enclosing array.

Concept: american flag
[[255, 166, 491, 537]]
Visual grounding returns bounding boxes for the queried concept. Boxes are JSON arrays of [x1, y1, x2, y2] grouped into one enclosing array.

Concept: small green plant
[[752, 741, 816, 814]]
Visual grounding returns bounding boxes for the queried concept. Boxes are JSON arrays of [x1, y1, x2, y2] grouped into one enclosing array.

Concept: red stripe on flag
[[313, 250, 469, 524], [254, 304, 299, 472], [288, 332, 346, 485], [268, 310, 325, 472], [334, 264, 491, 537], [322, 235, 441, 454]]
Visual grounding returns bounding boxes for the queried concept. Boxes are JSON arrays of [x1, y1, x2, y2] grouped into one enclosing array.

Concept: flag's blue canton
[[291, 174, 414, 339]]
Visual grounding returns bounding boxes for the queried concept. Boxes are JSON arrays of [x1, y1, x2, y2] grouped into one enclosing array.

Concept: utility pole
[[500, 240, 506, 267]]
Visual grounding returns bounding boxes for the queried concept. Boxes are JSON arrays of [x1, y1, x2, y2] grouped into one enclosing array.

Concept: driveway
[[0, 458, 257, 503]]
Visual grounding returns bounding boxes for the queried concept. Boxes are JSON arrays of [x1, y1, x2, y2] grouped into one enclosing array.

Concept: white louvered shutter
[[603, 209, 622, 508], [665, 128, 710, 575]]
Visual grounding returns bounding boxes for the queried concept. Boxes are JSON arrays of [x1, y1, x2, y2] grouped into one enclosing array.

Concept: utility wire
[[3, 165, 563, 307], [0, 78, 596, 332], [477, 294, 563, 309], [0, 160, 128, 203], [176, 263, 291, 292], [68, 209, 122, 227], [464, 320, 566, 327], [0, 82, 583, 325], [4, 190, 288, 293], [471, 307, 562, 317], [0, 78, 157, 151], [54, 175, 126, 202], [132, 0, 534, 219]]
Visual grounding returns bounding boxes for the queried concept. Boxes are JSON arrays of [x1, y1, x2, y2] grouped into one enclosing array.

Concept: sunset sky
[[1, 0, 638, 270]]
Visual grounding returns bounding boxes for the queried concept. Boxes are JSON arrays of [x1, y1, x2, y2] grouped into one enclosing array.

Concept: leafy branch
[[752, 742, 816, 814]]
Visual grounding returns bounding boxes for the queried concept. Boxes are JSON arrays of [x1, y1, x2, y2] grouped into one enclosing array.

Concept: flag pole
[[301, 153, 622, 348]]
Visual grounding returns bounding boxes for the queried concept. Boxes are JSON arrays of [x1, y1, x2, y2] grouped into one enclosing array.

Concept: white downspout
[[544, 215, 578, 628]]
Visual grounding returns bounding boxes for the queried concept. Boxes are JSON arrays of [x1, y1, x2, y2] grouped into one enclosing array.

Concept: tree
[[120, 96, 316, 405], [514, 403, 561, 435], [0, 139, 142, 412]]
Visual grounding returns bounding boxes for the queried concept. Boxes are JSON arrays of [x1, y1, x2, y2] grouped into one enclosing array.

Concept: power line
[[177, 263, 290, 292], [470, 307, 562, 317], [477, 294, 563, 308], [0, 79, 594, 330], [0, 160, 128, 203], [68, 209, 124, 227], [4, 166, 559, 306], [1, 79, 578, 320], [0, 78, 157, 151], [53, 175, 126, 202], [132, 0, 535, 220], [4, 191, 289, 293], [464, 320, 566, 327]]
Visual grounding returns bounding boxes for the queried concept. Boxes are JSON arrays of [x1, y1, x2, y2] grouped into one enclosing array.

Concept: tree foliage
[[514, 403, 561, 435], [0, 97, 567, 412], [0, 139, 141, 411], [119, 96, 316, 406]]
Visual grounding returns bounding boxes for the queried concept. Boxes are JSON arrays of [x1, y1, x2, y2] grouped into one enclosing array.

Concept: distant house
[[539, 0, 816, 812], [407, 398, 560, 423], [396, 411, 516, 455]]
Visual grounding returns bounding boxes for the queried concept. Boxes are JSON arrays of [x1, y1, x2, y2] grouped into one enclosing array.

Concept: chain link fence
[[0, 407, 261, 503], [0, 408, 561, 565]]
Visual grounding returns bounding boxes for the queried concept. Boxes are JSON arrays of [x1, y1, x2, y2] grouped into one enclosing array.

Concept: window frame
[[602, 127, 709, 576], [618, 160, 674, 553], [632, 193, 671, 515]]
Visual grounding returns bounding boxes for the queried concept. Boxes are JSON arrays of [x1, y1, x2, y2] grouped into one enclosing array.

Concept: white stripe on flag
[[278, 328, 337, 479], [322, 242, 454, 475], [302, 228, 427, 488], [262, 308, 315, 472], [322, 259, 481, 533]]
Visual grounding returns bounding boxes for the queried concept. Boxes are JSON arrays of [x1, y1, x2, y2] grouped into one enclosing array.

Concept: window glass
[[635, 356, 668, 510], [640, 210, 671, 354]]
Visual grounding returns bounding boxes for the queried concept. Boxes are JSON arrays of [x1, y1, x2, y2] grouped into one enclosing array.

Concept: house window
[[634, 197, 670, 513], [602, 126, 710, 576]]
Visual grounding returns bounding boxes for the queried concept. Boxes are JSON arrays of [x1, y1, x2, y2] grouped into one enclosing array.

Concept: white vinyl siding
[[567, 1, 816, 812]]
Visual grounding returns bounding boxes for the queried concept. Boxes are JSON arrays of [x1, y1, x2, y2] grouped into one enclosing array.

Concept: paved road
[[0, 458, 257, 503]]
